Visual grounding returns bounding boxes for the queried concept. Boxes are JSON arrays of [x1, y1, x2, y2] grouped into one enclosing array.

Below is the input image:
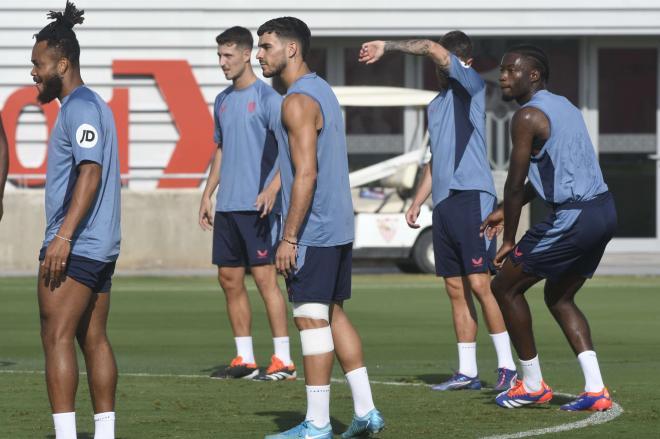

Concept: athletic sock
[[94, 411, 115, 439], [305, 385, 331, 428], [345, 367, 376, 417], [457, 342, 478, 378], [273, 336, 292, 366], [490, 331, 516, 370], [519, 355, 543, 392], [234, 336, 255, 364], [577, 350, 605, 393], [53, 412, 76, 439]]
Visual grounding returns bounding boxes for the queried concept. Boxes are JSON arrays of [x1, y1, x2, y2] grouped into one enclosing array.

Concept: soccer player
[[32, 2, 120, 438], [198, 26, 295, 381], [481, 45, 616, 411], [359, 33, 517, 391], [257, 17, 384, 439], [0, 114, 7, 223]]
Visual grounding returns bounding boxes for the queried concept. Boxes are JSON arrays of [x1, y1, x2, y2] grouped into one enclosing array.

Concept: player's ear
[[57, 57, 69, 76], [287, 40, 298, 59], [530, 68, 540, 83], [465, 57, 474, 67]]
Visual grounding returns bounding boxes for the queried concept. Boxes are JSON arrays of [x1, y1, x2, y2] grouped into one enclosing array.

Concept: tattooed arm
[[359, 39, 450, 69]]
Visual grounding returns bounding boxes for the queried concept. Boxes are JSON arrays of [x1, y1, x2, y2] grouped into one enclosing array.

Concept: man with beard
[[482, 45, 615, 411], [257, 17, 384, 439], [360, 32, 517, 392], [0, 115, 7, 222], [31, 2, 120, 438], [198, 26, 294, 381]]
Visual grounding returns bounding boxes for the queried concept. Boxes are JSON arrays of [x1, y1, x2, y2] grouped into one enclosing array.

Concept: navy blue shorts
[[510, 192, 617, 281], [285, 243, 352, 303], [38, 248, 116, 293], [432, 190, 497, 277], [212, 211, 280, 267]]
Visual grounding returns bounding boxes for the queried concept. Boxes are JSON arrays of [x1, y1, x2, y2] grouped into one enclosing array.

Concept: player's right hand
[[480, 207, 504, 240], [198, 197, 214, 231], [359, 41, 385, 64], [405, 204, 421, 229]]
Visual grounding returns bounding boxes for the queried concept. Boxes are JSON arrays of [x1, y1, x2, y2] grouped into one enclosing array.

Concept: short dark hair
[[257, 17, 311, 60], [439, 30, 472, 60], [507, 44, 550, 82], [34, 1, 84, 66], [216, 26, 253, 50]]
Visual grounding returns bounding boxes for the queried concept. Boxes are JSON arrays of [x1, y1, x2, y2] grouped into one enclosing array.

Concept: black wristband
[[281, 237, 298, 246]]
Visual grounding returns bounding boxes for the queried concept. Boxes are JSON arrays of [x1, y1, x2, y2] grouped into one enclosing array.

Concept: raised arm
[[359, 39, 450, 69], [276, 93, 321, 276]]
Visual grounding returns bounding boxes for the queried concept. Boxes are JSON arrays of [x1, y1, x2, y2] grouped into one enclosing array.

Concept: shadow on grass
[[413, 373, 454, 385], [255, 411, 348, 435], [0, 360, 17, 367]]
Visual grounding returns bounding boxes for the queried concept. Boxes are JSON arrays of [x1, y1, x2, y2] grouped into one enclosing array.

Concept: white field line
[[114, 282, 658, 293], [0, 369, 623, 438]]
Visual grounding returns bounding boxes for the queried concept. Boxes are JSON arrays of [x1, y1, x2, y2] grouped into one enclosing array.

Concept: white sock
[[52, 412, 76, 439], [94, 411, 115, 439], [490, 332, 516, 370], [577, 350, 605, 393], [234, 336, 255, 364], [520, 355, 543, 392], [345, 367, 376, 417], [273, 336, 292, 365], [457, 342, 478, 378], [305, 385, 330, 428]]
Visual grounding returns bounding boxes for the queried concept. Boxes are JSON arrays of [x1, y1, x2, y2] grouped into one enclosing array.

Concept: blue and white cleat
[[340, 408, 385, 438], [560, 387, 612, 412], [264, 421, 333, 439], [431, 373, 482, 391], [493, 368, 518, 392]]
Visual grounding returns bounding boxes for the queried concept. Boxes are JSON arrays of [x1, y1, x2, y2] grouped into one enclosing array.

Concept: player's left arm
[[275, 93, 320, 277], [255, 92, 284, 218], [43, 101, 104, 285], [255, 170, 281, 218], [0, 113, 8, 223], [359, 39, 450, 69], [492, 107, 548, 267]]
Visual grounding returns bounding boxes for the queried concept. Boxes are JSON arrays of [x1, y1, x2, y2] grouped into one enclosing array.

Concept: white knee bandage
[[293, 302, 330, 322], [300, 326, 334, 356]]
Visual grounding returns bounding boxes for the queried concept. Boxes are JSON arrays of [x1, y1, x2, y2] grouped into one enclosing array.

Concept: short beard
[[37, 74, 63, 104], [262, 59, 287, 78], [501, 93, 515, 102]]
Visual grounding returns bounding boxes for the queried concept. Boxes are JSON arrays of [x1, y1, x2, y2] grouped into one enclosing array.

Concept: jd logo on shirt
[[76, 124, 99, 149]]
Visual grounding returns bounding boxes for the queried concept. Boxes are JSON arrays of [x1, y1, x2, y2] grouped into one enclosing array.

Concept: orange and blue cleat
[[495, 379, 553, 408], [560, 387, 612, 411]]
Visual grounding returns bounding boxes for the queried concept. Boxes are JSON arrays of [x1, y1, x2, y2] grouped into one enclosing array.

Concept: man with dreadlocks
[[359, 33, 518, 393], [0, 115, 8, 222], [32, 2, 120, 438], [481, 45, 616, 411]]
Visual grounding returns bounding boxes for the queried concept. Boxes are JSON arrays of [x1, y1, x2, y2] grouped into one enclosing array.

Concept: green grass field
[[1, 275, 659, 438]]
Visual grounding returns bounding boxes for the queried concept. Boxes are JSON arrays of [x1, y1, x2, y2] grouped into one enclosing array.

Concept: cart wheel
[[411, 229, 435, 274]]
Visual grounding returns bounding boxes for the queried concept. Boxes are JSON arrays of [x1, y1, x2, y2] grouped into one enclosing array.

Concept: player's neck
[[233, 68, 257, 90], [516, 85, 546, 106], [280, 62, 311, 89], [59, 73, 84, 101]]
